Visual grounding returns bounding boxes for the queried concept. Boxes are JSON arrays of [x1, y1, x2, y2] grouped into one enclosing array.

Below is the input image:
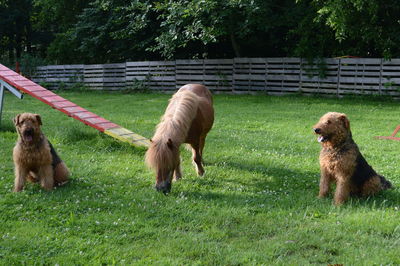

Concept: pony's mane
[[145, 90, 200, 170]]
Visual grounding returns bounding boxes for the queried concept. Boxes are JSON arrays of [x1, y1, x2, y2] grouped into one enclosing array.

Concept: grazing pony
[[145, 84, 214, 193]]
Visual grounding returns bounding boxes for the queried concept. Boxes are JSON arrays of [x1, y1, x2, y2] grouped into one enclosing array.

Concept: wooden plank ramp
[[0, 64, 150, 148]]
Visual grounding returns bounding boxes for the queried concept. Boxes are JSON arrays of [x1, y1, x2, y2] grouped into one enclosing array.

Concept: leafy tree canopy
[[1, 0, 400, 64], [311, 0, 400, 58]]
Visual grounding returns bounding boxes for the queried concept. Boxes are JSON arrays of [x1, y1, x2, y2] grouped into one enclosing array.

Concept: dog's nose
[[25, 128, 34, 135], [313, 128, 321, 134]]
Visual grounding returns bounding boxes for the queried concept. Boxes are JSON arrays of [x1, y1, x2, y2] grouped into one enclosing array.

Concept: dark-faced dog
[[313, 112, 392, 205], [13, 113, 69, 191]]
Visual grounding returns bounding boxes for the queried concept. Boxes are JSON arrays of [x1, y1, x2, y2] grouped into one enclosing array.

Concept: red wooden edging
[[376, 125, 400, 141], [376, 136, 400, 141]]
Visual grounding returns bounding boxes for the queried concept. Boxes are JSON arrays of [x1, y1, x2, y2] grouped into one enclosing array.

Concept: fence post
[[44, 66, 48, 84], [379, 58, 383, 95], [174, 60, 178, 90], [264, 58, 268, 94], [299, 58, 302, 94], [281, 58, 284, 94], [336, 58, 341, 97], [125, 62, 128, 90], [232, 58, 236, 93], [174, 60, 177, 90], [230, 60, 234, 93]]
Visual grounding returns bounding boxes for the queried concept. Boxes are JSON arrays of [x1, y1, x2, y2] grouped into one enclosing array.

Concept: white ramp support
[[0, 79, 24, 127]]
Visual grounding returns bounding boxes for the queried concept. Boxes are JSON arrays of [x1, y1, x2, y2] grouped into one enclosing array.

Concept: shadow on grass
[[0, 121, 15, 133], [205, 159, 317, 190], [347, 189, 400, 208], [182, 159, 400, 210], [60, 125, 147, 155], [62, 126, 99, 143]]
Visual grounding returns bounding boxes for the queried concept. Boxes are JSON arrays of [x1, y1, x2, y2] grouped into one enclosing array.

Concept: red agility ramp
[[0, 64, 150, 148]]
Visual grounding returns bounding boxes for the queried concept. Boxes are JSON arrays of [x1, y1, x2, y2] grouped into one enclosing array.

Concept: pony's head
[[145, 138, 180, 194]]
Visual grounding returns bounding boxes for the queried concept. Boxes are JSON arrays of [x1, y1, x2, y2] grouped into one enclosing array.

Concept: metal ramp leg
[[0, 83, 4, 127], [0, 79, 24, 128]]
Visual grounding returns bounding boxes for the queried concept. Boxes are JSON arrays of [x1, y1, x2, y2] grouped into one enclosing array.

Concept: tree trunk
[[230, 33, 241, 57], [15, 17, 22, 60], [26, 20, 32, 54], [15, 34, 22, 60], [8, 46, 14, 62]]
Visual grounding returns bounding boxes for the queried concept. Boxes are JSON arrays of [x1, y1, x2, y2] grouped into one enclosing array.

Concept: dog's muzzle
[[23, 128, 34, 142], [313, 128, 329, 143]]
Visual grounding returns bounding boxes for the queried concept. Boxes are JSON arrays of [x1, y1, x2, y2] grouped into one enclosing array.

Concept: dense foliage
[[1, 0, 400, 64]]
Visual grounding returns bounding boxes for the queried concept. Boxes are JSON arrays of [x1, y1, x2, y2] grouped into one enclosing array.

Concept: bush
[[19, 54, 48, 78]]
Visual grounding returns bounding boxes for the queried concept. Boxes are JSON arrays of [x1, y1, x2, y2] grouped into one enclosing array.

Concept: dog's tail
[[379, 175, 392, 190]]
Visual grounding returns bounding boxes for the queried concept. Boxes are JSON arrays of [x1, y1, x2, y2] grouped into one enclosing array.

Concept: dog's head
[[313, 112, 351, 147], [13, 113, 43, 144]]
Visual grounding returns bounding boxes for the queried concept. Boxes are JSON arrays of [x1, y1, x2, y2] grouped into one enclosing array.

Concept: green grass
[[0, 91, 399, 265]]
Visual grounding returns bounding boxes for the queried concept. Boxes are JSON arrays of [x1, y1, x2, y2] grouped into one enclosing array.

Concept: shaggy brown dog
[[313, 112, 392, 205], [13, 113, 69, 192]]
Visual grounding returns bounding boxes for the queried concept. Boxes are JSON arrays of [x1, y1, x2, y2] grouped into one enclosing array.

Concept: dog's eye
[[326, 120, 331, 124]]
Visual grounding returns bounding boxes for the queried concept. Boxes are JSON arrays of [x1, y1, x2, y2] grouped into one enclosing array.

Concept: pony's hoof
[[173, 174, 182, 182], [194, 164, 205, 177], [196, 167, 205, 176]]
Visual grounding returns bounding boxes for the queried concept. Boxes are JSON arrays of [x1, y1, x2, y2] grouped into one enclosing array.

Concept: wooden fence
[[31, 58, 400, 97]]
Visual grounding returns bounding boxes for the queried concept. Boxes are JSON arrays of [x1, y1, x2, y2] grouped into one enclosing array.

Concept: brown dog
[[13, 113, 69, 192], [313, 112, 392, 205]]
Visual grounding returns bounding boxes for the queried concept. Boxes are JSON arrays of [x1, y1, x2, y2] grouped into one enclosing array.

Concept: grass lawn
[[0, 90, 399, 265]]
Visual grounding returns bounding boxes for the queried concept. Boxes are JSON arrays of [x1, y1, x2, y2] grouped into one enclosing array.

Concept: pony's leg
[[199, 136, 206, 156], [173, 160, 182, 181], [191, 142, 205, 176]]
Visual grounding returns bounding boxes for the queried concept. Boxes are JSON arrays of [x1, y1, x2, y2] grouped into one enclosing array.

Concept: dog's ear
[[166, 138, 173, 150], [339, 114, 350, 129], [13, 114, 21, 126], [34, 114, 42, 126]]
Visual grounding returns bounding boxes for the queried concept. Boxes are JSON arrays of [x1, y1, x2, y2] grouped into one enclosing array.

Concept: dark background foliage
[[1, 0, 399, 65]]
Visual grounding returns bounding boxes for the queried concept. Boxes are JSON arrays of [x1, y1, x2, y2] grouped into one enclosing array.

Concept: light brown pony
[[145, 84, 214, 193]]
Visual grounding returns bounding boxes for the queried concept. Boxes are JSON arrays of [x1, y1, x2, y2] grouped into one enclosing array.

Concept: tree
[[150, 0, 274, 58], [0, 0, 33, 62], [56, 0, 317, 62], [0, 0, 88, 64], [7, 0, 398, 64], [311, 0, 400, 58], [33, 0, 89, 62], [66, 0, 159, 63]]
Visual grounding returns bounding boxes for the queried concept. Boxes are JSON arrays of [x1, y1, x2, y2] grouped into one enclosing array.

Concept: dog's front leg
[[318, 167, 331, 198], [14, 165, 28, 192], [39, 165, 54, 190], [334, 177, 351, 205]]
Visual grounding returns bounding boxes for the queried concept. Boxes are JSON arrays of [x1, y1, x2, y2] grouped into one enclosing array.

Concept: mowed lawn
[[0, 90, 399, 265]]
